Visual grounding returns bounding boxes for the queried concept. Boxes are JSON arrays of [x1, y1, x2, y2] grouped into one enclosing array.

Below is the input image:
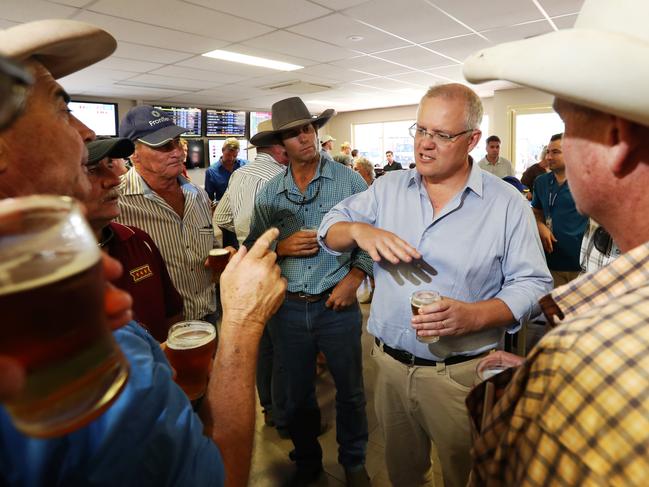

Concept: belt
[[286, 288, 332, 303], [374, 337, 483, 367]]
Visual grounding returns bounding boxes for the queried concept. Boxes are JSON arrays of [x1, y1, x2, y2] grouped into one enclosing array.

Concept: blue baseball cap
[[502, 176, 529, 193], [119, 105, 186, 147]]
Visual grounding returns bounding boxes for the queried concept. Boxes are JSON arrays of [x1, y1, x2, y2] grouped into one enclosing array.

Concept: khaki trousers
[[550, 269, 580, 288], [372, 342, 478, 487]]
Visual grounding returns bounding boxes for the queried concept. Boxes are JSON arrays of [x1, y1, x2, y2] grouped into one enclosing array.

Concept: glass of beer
[[411, 290, 441, 343], [208, 248, 230, 276], [0, 195, 129, 438], [164, 320, 217, 400], [476, 352, 523, 381]]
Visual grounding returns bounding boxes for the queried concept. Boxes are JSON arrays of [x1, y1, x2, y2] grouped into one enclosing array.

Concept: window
[[510, 106, 564, 177], [353, 120, 415, 167]]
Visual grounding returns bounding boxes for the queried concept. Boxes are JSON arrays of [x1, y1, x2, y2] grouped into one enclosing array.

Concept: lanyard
[[548, 177, 560, 211]]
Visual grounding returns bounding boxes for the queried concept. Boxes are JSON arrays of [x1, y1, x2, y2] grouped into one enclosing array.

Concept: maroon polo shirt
[[103, 222, 183, 342]]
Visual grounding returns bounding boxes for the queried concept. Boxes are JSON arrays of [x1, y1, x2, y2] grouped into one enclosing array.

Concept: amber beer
[[410, 290, 441, 344], [165, 321, 217, 400], [208, 248, 230, 275], [0, 196, 129, 438]]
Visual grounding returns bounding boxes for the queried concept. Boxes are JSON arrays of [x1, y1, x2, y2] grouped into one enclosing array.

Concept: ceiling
[[2, 0, 584, 113]]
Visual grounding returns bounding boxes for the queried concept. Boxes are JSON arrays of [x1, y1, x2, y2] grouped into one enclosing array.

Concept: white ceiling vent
[[261, 80, 332, 94]]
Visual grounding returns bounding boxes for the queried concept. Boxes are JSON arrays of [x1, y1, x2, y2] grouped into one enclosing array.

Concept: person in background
[[531, 133, 588, 287], [351, 149, 359, 159], [84, 137, 183, 342], [478, 135, 514, 177], [0, 19, 286, 487], [340, 141, 352, 157], [521, 145, 549, 191], [353, 157, 374, 186], [213, 119, 290, 433], [580, 218, 621, 274], [117, 105, 218, 325], [320, 134, 335, 156], [319, 83, 551, 487], [464, 0, 649, 483], [204, 137, 247, 203], [382, 150, 402, 172]]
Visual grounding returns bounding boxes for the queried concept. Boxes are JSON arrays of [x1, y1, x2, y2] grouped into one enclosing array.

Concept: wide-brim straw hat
[[250, 97, 335, 147], [463, 0, 649, 128]]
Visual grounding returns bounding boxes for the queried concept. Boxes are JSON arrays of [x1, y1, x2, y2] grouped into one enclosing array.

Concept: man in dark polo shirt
[[85, 137, 183, 341], [531, 133, 588, 287]]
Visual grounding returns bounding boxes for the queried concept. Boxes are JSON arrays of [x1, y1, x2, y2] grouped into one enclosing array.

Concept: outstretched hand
[[350, 223, 421, 264]]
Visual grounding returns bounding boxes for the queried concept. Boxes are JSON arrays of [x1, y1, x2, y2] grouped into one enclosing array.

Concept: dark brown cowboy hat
[[250, 97, 335, 147]]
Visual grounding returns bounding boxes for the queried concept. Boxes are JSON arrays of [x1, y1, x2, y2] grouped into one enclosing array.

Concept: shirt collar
[[120, 167, 191, 196], [406, 161, 484, 198], [275, 155, 330, 195]]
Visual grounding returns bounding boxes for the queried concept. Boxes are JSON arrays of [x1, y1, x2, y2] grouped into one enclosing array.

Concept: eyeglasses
[[281, 160, 324, 206], [408, 123, 474, 144]]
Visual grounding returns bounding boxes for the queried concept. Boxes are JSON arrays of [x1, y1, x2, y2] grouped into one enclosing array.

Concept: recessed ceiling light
[[202, 49, 303, 71], [347, 35, 364, 42]]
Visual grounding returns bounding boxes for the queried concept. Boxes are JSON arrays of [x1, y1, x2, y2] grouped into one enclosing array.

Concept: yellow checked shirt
[[470, 242, 649, 486]]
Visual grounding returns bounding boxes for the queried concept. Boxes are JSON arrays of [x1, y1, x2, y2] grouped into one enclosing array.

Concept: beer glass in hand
[[0, 196, 130, 438], [411, 290, 441, 343], [164, 321, 217, 400], [208, 248, 230, 282]]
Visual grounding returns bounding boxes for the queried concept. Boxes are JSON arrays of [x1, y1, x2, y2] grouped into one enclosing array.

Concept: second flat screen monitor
[[154, 106, 202, 137], [206, 109, 246, 137]]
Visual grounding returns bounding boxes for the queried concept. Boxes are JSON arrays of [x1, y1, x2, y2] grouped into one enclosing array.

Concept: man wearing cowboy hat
[[213, 119, 289, 432], [463, 0, 649, 483], [245, 96, 373, 486], [0, 19, 286, 487], [319, 83, 550, 487], [320, 134, 335, 154]]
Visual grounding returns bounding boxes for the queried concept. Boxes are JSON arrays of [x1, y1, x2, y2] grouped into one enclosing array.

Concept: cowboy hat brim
[[250, 108, 335, 147], [463, 28, 649, 128], [0, 19, 116, 79]]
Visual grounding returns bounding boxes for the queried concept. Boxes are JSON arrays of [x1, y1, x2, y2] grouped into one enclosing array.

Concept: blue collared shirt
[[246, 157, 373, 294], [319, 165, 552, 360], [0, 322, 223, 487], [204, 158, 247, 202], [531, 172, 588, 271]]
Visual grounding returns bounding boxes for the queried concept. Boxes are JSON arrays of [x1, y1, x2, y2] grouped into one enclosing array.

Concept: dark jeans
[[256, 326, 287, 429], [268, 297, 368, 469]]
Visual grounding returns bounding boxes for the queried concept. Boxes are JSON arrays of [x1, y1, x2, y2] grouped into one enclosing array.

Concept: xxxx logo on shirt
[[130, 265, 154, 283]]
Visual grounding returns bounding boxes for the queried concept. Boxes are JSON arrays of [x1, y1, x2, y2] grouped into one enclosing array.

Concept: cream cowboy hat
[[250, 97, 335, 147], [463, 0, 649, 127], [0, 19, 116, 79]]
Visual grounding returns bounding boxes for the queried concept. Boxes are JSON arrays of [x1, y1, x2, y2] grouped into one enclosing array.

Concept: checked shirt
[[470, 241, 649, 486]]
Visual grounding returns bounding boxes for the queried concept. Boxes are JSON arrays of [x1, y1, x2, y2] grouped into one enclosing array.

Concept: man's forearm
[[200, 319, 263, 487], [474, 298, 516, 330], [324, 221, 360, 252], [532, 207, 545, 226]]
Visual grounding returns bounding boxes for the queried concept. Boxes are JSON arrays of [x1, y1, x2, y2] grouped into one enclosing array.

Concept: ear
[[467, 129, 482, 153], [608, 117, 643, 178]]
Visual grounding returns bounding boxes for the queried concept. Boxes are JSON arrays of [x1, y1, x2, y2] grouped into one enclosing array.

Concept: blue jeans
[[268, 297, 368, 469], [256, 326, 287, 429]]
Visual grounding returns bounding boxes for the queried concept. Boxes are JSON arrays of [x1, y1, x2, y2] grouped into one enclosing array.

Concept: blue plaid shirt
[[247, 157, 373, 294]]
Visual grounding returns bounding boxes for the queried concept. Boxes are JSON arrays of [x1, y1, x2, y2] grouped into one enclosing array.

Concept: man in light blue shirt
[[319, 84, 551, 487]]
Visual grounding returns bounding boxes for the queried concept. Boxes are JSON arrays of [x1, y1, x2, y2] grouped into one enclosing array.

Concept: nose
[[70, 114, 96, 142]]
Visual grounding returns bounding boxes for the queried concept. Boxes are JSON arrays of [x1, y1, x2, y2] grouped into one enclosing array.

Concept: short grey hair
[[354, 157, 374, 180], [422, 83, 483, 130]]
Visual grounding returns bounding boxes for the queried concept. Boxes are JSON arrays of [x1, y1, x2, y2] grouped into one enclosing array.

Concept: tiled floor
[[248, 303, 444, 487]]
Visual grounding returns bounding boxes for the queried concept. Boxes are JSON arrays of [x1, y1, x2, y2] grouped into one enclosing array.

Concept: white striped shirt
[[213, 152, 284, 245], [117, 168, 216, 320]]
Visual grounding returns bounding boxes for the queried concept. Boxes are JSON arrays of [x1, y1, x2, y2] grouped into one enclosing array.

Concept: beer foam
[[167, 326, 215, 350], [0, 196, 100, 296], [209, 249, 229, 256]]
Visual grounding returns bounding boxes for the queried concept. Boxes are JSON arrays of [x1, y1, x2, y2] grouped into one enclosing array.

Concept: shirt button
[[308, 266, 311, 269]]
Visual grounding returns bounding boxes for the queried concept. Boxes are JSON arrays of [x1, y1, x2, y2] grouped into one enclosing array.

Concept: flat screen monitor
[[249, 111, 272, 137], [206, 109, 246, 137], [69, 101, 118, 136], [154, 105, 202, 137]]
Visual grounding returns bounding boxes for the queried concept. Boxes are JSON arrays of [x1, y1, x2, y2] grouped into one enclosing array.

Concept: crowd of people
[[2, 0, 649, 485]]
